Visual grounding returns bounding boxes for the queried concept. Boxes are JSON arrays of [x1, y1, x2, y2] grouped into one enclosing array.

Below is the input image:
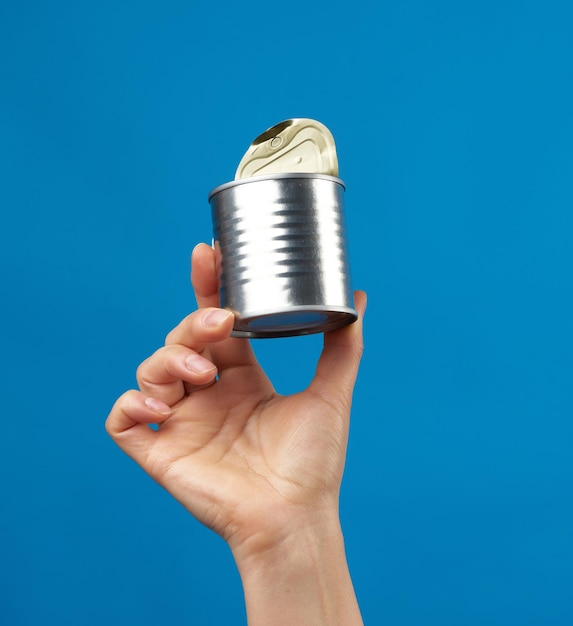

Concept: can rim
[[227, 305, 357, 339], [208, 173, 346, 201]]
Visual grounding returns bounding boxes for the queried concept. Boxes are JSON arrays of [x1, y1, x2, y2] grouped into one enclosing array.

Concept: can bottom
[[229, 306, 358, 339]]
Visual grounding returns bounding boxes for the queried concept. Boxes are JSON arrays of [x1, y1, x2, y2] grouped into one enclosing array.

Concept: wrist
[[231, 509, 363, 625], [229, 504, 341, 566]]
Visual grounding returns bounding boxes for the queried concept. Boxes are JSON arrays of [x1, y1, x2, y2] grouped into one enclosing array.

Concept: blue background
[[1, 1, 572, 624]]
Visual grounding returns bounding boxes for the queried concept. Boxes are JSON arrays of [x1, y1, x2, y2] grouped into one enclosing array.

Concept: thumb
[[308, 291, 367, 411]]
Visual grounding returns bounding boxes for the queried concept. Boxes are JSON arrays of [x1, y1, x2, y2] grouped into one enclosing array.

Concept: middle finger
[[136, 344, 218, 406]]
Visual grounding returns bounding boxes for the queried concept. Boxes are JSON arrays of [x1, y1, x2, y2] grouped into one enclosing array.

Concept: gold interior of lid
[[235, 118, 339, 179]]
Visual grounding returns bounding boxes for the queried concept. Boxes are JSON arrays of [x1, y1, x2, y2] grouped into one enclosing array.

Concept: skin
[[106, 243, 366, 625]]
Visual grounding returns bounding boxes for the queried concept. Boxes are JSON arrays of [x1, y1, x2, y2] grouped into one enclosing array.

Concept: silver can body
[[208, 173, 357, 338]]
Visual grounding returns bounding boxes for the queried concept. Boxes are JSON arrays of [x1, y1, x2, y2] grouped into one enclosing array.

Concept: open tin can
[[208, 172, 357, 338]]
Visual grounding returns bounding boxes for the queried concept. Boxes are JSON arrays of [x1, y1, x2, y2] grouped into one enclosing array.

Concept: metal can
[[208, 173, 357, 338]]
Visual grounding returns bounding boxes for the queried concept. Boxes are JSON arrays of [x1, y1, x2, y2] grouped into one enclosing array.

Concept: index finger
[[191, 242, 220, 309], [189, 243, 259, 373]]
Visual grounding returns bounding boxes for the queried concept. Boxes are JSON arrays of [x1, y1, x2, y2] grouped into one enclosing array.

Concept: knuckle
[[105, 390, 136, 436], [136, 345, 189, 387], [135, 358, 151, 384], [165, 311, 197, 345]]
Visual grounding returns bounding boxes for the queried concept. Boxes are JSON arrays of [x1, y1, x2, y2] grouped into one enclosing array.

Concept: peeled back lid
[[235, 118, 339, 179]]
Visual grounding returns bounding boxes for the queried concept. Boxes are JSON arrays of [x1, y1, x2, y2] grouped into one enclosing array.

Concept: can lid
[[235, 118, 339, 180]]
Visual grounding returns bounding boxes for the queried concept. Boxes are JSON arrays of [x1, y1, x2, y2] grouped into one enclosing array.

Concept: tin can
[[208, 173, 357, 338]]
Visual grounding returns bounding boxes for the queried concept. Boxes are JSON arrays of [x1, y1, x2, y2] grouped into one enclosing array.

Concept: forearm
[[233, 513, 363, 626]]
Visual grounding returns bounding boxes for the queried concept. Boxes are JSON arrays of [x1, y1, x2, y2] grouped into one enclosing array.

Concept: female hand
[[106, 243, 366, 625]]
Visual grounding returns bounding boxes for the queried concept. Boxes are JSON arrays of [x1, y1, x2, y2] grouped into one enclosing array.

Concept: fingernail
[[185, 354, 216, 373], [203, 309, 233, 327], [144, 397, 172, 416]]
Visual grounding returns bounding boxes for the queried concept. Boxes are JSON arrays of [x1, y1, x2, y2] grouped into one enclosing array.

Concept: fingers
[[165, 306, 235, 347], [189, 243, 259, 374], [167, 304, 260, 374], [105, 390, 172, 464], [136, 344, 218, 405], [309, 291, 367, 411], [191, 243, 220, 309]]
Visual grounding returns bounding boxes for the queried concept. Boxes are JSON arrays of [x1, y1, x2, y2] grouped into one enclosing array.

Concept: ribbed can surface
[[209, 173, 356, 337]]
